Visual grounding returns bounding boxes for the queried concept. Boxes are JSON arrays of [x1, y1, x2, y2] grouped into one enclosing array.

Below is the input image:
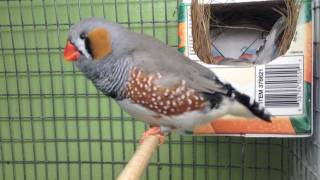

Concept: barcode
[[265, 64, 301, 107], [256, 56, 304, 115]]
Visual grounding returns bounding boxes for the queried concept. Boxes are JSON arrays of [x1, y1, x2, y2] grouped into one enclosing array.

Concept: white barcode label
[[255, 56, 304, 115]]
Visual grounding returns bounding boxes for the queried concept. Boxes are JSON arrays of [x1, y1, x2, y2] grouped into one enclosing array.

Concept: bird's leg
[[140, 126, 171, 145]]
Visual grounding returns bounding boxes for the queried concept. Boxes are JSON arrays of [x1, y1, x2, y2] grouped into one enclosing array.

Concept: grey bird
[[63, 18, 271, 143], [255, 16, 287, 64], [217, 16, 287, 66]]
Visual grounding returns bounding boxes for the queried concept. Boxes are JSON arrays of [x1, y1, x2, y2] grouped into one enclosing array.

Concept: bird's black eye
[[80, 33, 86, 40]]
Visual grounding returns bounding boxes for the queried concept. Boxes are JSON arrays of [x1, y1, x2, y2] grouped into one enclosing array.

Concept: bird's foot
[[140, 126, 166, 145]]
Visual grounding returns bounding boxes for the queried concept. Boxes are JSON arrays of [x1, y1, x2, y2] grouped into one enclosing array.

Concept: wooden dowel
[[117, 136, 159, 180]]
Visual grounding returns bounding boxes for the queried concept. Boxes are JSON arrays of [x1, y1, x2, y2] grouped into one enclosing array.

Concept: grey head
[[63, 18, 134, 99], [64, 18, 133, 64]]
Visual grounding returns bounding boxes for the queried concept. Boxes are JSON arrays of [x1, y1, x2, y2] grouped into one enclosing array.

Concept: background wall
[[0, 0, 319, 180]]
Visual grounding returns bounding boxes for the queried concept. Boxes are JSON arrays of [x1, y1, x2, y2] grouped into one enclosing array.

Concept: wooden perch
[[117, 136, 159, 180]]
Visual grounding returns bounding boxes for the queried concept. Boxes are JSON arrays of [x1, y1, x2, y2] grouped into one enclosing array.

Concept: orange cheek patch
[[88, 28, 112, 60]]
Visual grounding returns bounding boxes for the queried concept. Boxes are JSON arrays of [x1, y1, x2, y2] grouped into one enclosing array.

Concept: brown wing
[[123, 67, 207, 116]]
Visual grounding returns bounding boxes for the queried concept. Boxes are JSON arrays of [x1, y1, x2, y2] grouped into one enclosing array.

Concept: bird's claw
[[140, 127, 166, 145]]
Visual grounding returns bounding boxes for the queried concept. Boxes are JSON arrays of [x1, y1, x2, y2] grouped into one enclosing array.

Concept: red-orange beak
[[64, 41, 81, 61]]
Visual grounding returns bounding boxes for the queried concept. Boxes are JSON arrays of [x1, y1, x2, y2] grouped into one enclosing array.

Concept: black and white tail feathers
[[225, 84, 272, 122]]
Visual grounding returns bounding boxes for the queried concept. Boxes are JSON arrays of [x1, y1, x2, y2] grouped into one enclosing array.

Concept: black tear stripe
[[225, 83, 272, 122], [84, 37, 93, 58]]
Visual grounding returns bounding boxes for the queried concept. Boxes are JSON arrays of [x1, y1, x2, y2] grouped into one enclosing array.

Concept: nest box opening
[[191, 0, 300, 65]]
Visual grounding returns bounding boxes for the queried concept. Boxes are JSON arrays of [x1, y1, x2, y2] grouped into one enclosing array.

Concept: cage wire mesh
[[0, 0, 319, 180]]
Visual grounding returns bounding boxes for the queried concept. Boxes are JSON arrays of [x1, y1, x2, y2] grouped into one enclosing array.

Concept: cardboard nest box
[[178, 0, 313, 137]]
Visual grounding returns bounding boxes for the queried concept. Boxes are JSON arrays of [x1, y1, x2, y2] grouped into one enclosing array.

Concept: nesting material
[[190, 0, 300, 65]]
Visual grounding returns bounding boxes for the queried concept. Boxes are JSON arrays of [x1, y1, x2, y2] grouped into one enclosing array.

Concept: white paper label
[[255, 56, 304, 115]]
